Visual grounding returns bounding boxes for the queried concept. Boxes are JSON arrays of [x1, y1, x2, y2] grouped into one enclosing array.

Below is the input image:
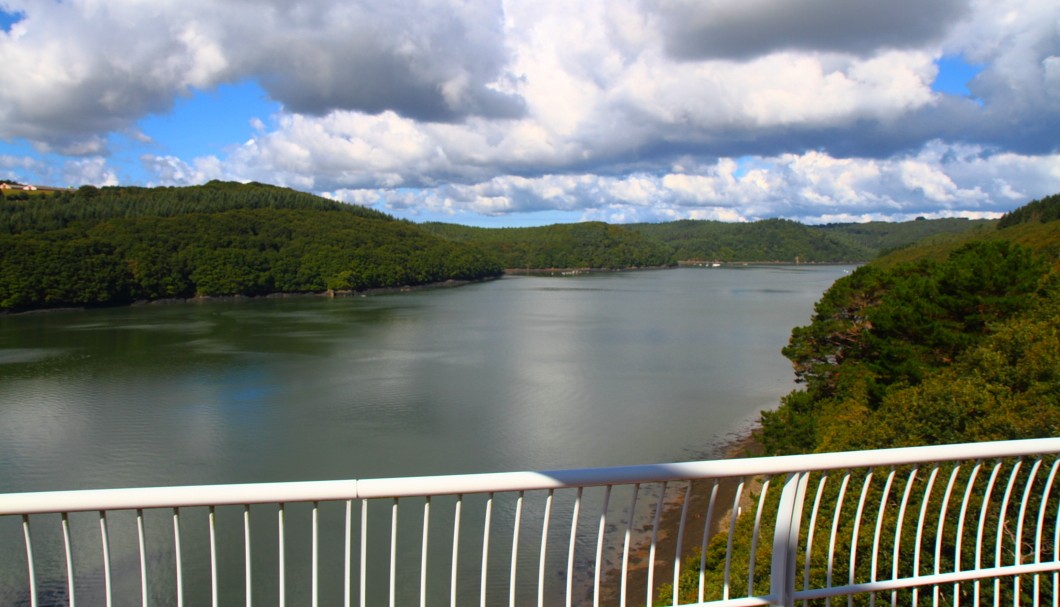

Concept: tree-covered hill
[[422, 221, 676, 269], [659, 193, 1059, 605], [0, 183, 501, 312], [0, 180, 390, 235], [627, 216, 992, 263], [760, 192, 1060, 456], [817, 216, 994, 255], [627, 218, 873, 262]]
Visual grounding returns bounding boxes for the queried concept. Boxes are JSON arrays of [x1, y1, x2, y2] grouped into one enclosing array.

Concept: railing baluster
[[593, 485, 612, 607], [22, 514, 36, 607], [312, 501, 319, 607], [1033, 459, 1060, 606], [933, 465, 962, 607], [481, 492, 493, 607], [421, 497, 430, 607], [100, 510, 113, 607], [510, 491, 524, 607], [994, 460, 1024, 607], [538, 488, 554, 607], [699, 479, 720, 604], [771, 471, 810, 607], [826, 471, 852, 607], [724, 477, 746, 601], [390, 497, 399, 607], [1053, 467, 1060, 607], [173, 508, 183, 607], [672, 481, 692, 607], [647, 482, 667, 607], [244, 504, 252, 607], [209, 506, 218, 607], [1014, 458, 1043, 606], [451, 494, 462, 607], [62, 512, 76, 607], [804, 473, 829, 607], [136, 508, 148, 607], [974, 463, 1003, 607], [848, 471, 873, 607], [344, 499, 352, 607], [361, 499, 368, 607], [278, 503, 286, 607], [748, 477, 771, 597], [869, 468, 896, 607], [620, 483, 640, 607], [912, 465, 941, 607], [954, 462, 984, 607], [892, 466, 919, 607], [566, 487, 582, 607]]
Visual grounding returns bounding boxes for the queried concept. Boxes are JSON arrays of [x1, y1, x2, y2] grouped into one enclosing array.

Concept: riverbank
[[598, 428, 764, 605], [503, 265, 674, 276], [1, 276, 501, 315]]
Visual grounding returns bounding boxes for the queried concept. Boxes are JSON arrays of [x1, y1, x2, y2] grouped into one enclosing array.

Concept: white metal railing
[[2, 438, 1060, 606]]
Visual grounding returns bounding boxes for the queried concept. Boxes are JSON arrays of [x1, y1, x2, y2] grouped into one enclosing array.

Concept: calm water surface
[[0, 266, 853, 605], [0, 266, 852, 493]]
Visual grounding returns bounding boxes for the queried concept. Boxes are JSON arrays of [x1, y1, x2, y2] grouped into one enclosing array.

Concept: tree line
[[423, 221, 676, 269], [658, 192, 1060, 605], [0, 183, 501, 311]]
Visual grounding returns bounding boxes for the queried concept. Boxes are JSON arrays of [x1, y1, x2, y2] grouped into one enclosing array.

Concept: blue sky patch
[[0, 9, 24, 33], [139, 80, 280, 161], [932, 55, 984, 98]]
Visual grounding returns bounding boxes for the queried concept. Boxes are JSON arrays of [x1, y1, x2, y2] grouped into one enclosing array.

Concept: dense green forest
[[424, 216, 988, 268], [658, 193, 1060, 605], [760, 193, 1060, 455], [0, 182, 501, 311], [421, 221, 677, 269], [627, 216, 991, 263]]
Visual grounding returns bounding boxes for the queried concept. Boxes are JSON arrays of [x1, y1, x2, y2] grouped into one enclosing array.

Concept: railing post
[[770, 472, 810, 607]]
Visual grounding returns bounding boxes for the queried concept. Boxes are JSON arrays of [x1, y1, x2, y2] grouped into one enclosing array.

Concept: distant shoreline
[[1, 276, 501, 316]]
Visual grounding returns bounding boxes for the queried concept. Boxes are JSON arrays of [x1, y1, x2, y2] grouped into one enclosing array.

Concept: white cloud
[[1, 0, 1058, 223], [310, 144, 1059, 224]]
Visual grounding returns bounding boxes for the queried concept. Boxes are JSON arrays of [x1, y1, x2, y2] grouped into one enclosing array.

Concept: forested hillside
[[658, 193, 1059, 605], [628, 218, 871, 262], [0, 182, 501, 311], [762, 191, 1059, 455], [627, 216, 991, 262], [422, 221, 676, 269]]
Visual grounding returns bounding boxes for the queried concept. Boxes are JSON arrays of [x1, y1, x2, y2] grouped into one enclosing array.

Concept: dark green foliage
[[422, 221, 675, 269], [761, 192, 1059, 456], [819, 217, 994, 256], [627, 217, 990, 263], [663, 195, 1059, 604], [997, 192, 1060, 228], [764, 240, 1052, 455], [0, 180, 390, 236], [628, 218, 873, 262], [0, 184, 502, 311]]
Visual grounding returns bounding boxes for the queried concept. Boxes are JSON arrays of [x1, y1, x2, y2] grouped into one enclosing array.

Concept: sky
[[0, 1, 1058, 227]]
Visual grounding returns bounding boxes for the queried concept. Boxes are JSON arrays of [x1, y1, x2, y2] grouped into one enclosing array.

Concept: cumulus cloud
[[652, 0, 971, 60], [320, 144, 1060, 224], [0, 0, 521, 151], [1, 0, 1058, 223]]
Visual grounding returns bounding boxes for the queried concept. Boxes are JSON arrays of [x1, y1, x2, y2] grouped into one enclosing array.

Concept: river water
[[0, 265, 852, 604]]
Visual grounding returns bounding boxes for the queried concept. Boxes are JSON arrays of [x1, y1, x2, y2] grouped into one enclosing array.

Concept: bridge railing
[[2, 437, 1059, 606]]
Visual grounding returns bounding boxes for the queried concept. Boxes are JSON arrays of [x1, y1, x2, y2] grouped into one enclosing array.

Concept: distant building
[[22, 185, 37, 191]]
